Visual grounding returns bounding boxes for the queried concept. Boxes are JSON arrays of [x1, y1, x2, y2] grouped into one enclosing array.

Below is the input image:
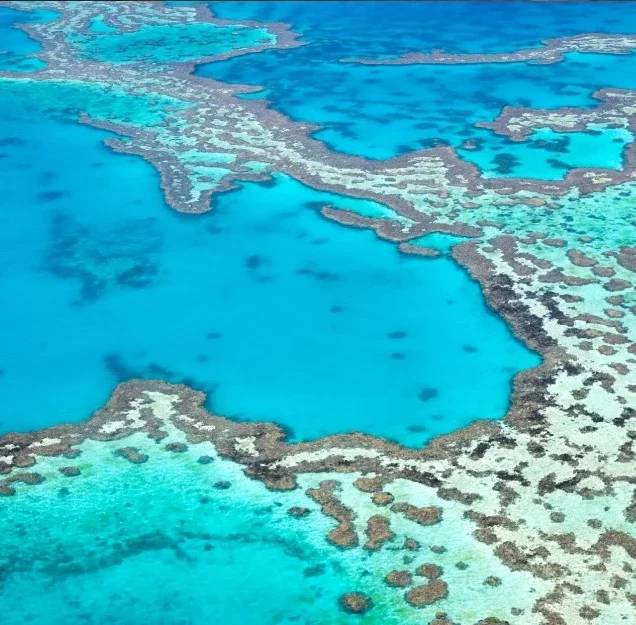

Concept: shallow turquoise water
[[201, 1, 636, 171], [0, 95, 538, 446], [461, 126, 632, 180], [88, 15, 118, 34], [0, 77, 189, 126], [1, 431, 534, 625], [408, 233, 472, 254], [72, 21, 275, 64], [0, 438, 386, 625]]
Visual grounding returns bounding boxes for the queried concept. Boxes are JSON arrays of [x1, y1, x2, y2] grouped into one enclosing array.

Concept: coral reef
[[0, 2, 634, 623]]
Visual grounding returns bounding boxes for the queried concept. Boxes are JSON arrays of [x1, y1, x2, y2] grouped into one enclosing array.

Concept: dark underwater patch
[[303, 564, 326, 578], [418, 388, 439, 402], [147, 363, 175, 378], [44, 212, 162, 302], [0, 136, 26, 147], [296, 267, 339, 281], [492, 153, 519, 175], [103, 352, 139, 381], [36, 190, 69, 203], [246, 254, 265, 270], [407, 424, 427, 433]]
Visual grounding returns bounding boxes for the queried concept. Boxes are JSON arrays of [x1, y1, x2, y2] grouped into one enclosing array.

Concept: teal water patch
[[408, 233, 472, 254], [72, 21, 275, 65], [0, 6, 59, 72], [458, 126, 632, 180], [0, 103, 539, 446], [88, 15, 118, 34]]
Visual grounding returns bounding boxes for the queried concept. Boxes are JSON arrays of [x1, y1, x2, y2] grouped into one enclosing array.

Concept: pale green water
[[0, 410, 546, 625]]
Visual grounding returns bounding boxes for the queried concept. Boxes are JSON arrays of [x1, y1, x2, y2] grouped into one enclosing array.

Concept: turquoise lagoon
[[0, 437, 383, 625], [0, 61, 541, 621], [0, 95, 539, 445]]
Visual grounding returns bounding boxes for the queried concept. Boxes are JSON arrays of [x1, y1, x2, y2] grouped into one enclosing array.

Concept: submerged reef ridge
[[342, 33, 636, 66]]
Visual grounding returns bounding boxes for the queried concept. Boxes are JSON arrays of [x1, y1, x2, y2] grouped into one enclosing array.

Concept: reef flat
[[0, 381, 549, 625], [0, 2, 635, 624]]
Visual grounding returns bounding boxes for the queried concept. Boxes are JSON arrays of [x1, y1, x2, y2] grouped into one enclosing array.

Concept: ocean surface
[[0, 100, 538, 445], [0, 5, 57, 71], [4, 2, 632, 624], [202, 1, 636, 173]]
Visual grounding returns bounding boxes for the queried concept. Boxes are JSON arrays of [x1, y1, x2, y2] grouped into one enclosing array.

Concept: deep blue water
[[0, 97, 538, 446], [199, 1, 636, 172], [210, 1, 636, 56], [0, 6, 58, 71]]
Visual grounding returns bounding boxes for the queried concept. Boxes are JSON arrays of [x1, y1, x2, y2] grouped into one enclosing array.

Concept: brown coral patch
[[371, 491, 395, 506], [416, 563, 443, 579], [59, 466, 81, 477], [405, 579, 448, 607], [364, 515, 394, 550], [339, 592, 373, 614], [384, 570, 413, 588], [114, 447, 149, 464], [307, 480, 358, 549], [391, 502, 443, 526], [353, 475, 385, 492]]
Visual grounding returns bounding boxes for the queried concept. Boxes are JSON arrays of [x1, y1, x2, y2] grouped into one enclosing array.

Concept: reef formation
[[0, 2, 635, 624]]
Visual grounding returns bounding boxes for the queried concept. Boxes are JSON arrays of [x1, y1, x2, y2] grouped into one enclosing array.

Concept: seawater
[[72, 21, 275, 64], [0, 6, 58, 71], [0, 88, 538, 446], [201, 1, 636, 175], [0, 423, 537, 625], [0, 5, 564, 624], [0, 436, 374, 625]]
